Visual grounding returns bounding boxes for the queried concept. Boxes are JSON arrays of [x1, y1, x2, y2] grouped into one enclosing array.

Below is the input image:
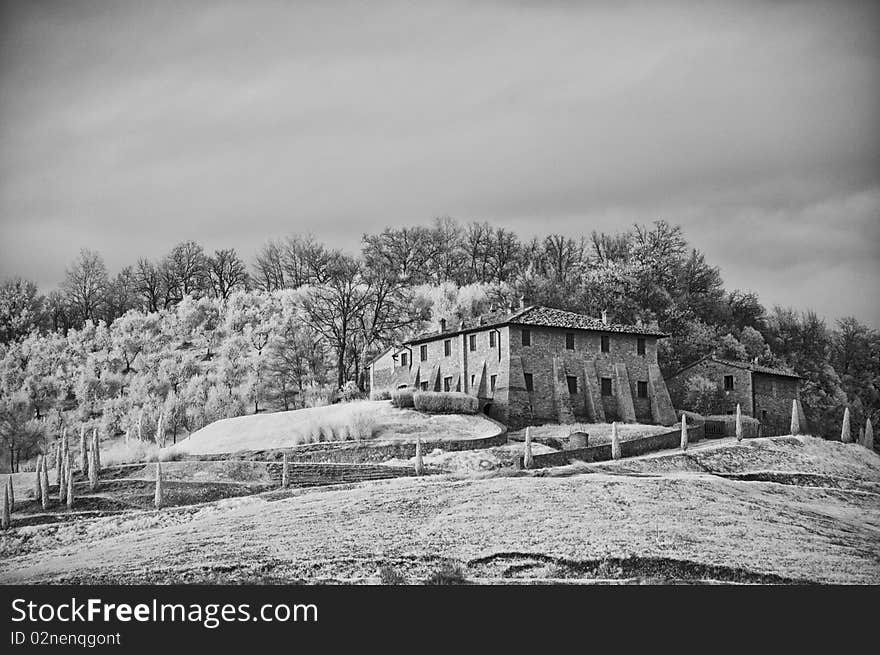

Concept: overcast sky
[[1, 0, 878, 325]]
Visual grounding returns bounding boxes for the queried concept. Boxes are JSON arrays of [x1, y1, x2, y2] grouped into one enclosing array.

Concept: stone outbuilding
[[370, 304, 678, 429], [664, 356, 806, 436]]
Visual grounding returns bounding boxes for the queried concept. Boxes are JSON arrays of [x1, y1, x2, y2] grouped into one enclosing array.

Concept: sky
[[1, 0, 878, 325]]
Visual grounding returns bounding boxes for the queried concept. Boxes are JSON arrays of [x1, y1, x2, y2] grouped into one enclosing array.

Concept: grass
[[2, 436, 878, 584], [168, 401, 498, 455]]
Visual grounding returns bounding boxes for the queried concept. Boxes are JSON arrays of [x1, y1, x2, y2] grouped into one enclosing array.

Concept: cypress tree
[[1, 483, 9, 530], [611, 422, 621, 460], [415, 436, 424, 475], [92, 428, 101, 472], [39, 457, 50, 511], [88, 444, 98, 491], [736, 404, 744, 442], [154, 459, 163, 509], [34, 454, 43, 499], [281, 453, 290, 488], [789, 399, 800, 436], [841, 407, 852, 443], [865, 419, 874, 451], [66, 455, 74, 510], [54, 441, 62, 490], [79, 426, 87, 473], [523, 426, 534, 469], [58, 453, 67, 504], [6, 475, 13, 514], [680, 414, 688, 451]]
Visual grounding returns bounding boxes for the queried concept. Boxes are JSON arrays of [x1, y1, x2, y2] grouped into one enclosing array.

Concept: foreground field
[[1, 436, 878, 584], [168, 401, 499, 455]]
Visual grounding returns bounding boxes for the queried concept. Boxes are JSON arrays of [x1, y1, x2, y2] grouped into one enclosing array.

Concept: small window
[[566, 376, 578, 394], [469, 334, 477, 352], [490, 375, 497, 392], [420, 381, 429, 391], [601, 335, 610, 353], [470, 374, 475, 388], [443, 376, 452, 392], [524, 373, 533, 392], [724, 375, 734, 391], [565, 333, 575, 350], [601, 377, 613, 396], [637, 338, 645, 356], [489, 331, 497, 348], [637, 381, 648, 398], [400, 352, 408, 367], [420, 345, 428, 362], [761, 410, 768, 422], [522, 329, 531, 346], [444, 339, 451, 357]]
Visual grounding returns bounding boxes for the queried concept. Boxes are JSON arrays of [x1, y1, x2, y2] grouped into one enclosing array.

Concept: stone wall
[[521, 424, 704, 468], [265, 461, 422, 486], [752, 373, 803, 436], [507, 326, 662, 426], [665, 359, 754, 416]]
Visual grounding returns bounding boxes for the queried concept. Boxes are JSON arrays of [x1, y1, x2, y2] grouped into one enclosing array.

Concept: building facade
[[664, 356, 805, 435], [370, 305, 678, 428]]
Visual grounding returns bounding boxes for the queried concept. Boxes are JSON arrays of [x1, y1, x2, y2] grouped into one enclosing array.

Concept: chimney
[[601, 309, 609, 325], [439, 318, 447, 332]]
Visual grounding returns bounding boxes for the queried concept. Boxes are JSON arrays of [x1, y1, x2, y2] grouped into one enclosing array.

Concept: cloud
[[0, 0, 878, 325]]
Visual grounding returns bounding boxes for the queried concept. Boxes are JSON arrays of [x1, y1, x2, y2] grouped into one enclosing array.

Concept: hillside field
[[1, 436, 878, 584]]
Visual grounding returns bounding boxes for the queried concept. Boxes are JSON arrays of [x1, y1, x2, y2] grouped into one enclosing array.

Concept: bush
[[303, 387, 333, 408], [370, 388, 392, 401], [348, 409, 377, 439], [423, 561, 468, 585], [378, 566, 407, 585], [339, 381, 365, 403], [391, 387, 415, 408], [413, 391, 478, 415]]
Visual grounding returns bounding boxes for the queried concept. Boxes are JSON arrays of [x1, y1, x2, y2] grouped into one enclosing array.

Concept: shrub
[[303, 387, 333, 408], [378, 566, 407, 585], [413, 391, 478, 415], [348, 409, 377, 439], [339, 381, 365, 403], [423, 561, 468, 585], [370, 388, 392, 401], [391, 387, 415, 408]]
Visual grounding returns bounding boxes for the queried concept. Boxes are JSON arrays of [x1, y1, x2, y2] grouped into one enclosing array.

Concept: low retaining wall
[[521, 424, 705, 468]]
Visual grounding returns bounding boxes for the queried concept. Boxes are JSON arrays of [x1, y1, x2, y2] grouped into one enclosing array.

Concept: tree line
[[1, 218, 877, 469]]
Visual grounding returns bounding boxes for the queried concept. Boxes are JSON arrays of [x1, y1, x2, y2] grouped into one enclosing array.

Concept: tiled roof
[[405, 305, 668, 344], [708, 357, 801, 379]]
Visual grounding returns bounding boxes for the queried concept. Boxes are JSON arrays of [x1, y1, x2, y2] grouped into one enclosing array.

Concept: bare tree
[[207, 248, 249, 300], [134, 258, 165, 312], [61, 248, 108, 323], [162, 240, 208, 303]]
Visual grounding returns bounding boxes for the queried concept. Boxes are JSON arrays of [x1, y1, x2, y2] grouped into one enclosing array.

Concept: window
[[601, 335, 610, 353], [566, 376, 578, 394], [420, 381, 428, 391], [420, 345, 428, 361], [522, 329, 531, 346], [524, 373, 533, 392], [637, 338, 646, 356], [444, 339, 451, 357], [761, 410, 768, 422], [637, 381, 648, 398], [469, 334, 477, 351], [400, 352, 408, 367], [470, 374, 475, 388], [601, 377, 613, 396], [490, 375, 497, 392], [724, 375, 734, 391], [489, 331, 497, 348], [443, 376, 452, 392], [565, 333, 575, 350]]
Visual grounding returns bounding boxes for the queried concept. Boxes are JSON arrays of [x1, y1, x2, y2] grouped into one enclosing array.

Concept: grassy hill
[[2, 436, 878, 584], [167, 400, 500, 456]]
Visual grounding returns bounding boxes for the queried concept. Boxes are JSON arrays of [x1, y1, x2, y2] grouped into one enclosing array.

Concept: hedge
[[391, 387, 415, 408], [413, 391, 479, 415]]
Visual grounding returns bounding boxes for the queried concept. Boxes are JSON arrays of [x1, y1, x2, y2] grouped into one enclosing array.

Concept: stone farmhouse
[[368, 305, 678, 429], [664, 356, 805, 435]]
